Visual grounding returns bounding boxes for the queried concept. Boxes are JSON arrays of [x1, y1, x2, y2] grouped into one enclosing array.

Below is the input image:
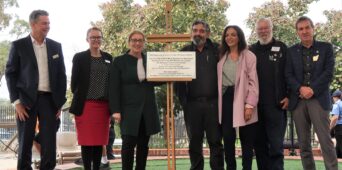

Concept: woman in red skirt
[[69, 27, 112, 170]]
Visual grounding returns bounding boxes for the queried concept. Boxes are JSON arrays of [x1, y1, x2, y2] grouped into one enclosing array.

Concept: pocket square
[[52, 54, 59, 59]]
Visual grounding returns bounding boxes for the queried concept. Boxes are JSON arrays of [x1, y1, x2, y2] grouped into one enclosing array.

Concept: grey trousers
[[293, 98, 338, 170]]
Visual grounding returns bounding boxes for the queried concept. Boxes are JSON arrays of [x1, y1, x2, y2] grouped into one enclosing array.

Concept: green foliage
[[246, 0, 342, 91], [96, 0, 229, 56], [0, 0, 18, 29], [9, 16, 29, 39], [0, 40, 10, 82]]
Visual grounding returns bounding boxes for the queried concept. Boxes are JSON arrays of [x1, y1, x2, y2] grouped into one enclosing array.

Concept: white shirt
[[31, 35, 51, 92], [137, 58, 146, 82]]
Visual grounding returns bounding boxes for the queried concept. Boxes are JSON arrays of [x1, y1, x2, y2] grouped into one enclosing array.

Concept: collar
[[30, 34, 46, 45], [299, 40, 316, 49], [190, 38, 213, 51]]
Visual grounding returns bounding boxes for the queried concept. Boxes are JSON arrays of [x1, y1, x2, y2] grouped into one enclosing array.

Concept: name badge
[[271, 46, 280, 52], [313, 55, 319, 62]]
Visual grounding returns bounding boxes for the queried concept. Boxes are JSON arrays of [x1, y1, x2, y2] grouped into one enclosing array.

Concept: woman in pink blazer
[[217, 25, 259, 170]]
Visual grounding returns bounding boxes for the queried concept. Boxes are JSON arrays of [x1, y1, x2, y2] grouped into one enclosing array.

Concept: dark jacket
[[250, 38, 288, 106], [5, 35, 67, 109], [109, 52, 161, 136], [69, 49, 113, 115], [285, 40, 335, 111]]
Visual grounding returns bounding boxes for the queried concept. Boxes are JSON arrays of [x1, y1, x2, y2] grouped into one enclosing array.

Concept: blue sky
[[0, 0, 341, 100]]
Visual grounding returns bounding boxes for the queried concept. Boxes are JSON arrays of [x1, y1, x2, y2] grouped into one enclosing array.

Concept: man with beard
[[175, 20, 224, 170], [250, 18, 288, 170]]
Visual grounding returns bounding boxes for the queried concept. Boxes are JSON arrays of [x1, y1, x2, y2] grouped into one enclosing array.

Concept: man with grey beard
[[175, 20, 224, 170], [249, 18, 288, 170]]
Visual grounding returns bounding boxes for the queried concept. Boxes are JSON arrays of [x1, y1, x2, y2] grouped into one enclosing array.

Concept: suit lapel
[[294, 45, 303, 76], [25, 36, 38, 68]]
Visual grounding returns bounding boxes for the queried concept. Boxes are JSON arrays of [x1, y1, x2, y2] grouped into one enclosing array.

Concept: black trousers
[[81, 145, 102, 170], [184, 98, 224, 170], [221, 87, 257, 170], [17, 93, 58, 170], [335, 125, 342, 158], [254, 104, 287, 170], [121, 118, 150, 170]]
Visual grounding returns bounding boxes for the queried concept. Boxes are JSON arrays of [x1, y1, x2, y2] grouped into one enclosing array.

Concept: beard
[[192, 35, 206, 46], [258, 33, 273, 45]]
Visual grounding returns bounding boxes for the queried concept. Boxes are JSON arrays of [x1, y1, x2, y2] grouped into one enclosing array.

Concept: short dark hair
[[219, 25, 247, 58], [29, 10, 49, 23], [86, 27, 103, 38], [295, 16, 314, 30], [192, 20, 210, 33]]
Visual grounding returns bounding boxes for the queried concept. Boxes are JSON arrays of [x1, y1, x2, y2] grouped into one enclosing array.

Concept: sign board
[[146, 52, 196, 81]]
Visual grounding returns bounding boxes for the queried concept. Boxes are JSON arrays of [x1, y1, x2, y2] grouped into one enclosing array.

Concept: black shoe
[[107, 153, 116, 160], [99, 162, 110, 170], [74, 158, 83, 165]]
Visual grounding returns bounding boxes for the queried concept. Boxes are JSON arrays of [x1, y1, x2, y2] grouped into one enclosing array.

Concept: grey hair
[[256, 18, 273, 30], [29, 10, 49, 23]]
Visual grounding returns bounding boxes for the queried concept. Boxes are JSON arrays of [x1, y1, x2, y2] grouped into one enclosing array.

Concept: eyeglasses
[[130, 39, 145, 43], [89, 36, 103, 41]]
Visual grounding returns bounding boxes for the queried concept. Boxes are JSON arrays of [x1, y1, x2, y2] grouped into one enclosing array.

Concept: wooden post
[[146, 2, 191, 170]]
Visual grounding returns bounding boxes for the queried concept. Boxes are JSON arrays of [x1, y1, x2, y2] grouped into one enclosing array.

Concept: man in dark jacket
[[5, 10, 66, 170], [285, 16, 337, 170], [175, 20, 224, 170], [250, 18, 288, 170]]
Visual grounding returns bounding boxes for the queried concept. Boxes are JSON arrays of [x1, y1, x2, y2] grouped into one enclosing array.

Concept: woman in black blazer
[[70, 27, 112, 170], [109, 31, 161, 170]]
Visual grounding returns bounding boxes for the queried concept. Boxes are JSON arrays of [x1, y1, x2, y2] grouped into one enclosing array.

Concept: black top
[[301, 46, 314, 86], [175, 39, 219, 106], [250, 38, 288, 105], [86, 57, 110, 100], [69, 50, 113, 115]]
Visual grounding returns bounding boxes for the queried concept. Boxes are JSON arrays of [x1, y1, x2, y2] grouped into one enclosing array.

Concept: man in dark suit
[[285, 16, 337, 170], [5, 10, 66, 170]]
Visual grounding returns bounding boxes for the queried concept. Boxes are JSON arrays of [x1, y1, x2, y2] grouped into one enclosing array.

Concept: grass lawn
[[71, 158, 341, 170]]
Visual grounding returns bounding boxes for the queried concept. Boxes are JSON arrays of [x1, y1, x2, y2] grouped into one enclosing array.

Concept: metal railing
[[0, 106, 320, 155]]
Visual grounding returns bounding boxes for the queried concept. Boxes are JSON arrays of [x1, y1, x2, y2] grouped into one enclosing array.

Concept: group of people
[[4, 9, 339, 170]]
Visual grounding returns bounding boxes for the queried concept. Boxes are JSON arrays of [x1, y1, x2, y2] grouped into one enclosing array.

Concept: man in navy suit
[[5, 10, 66, 170], [285, 16, 337, 170]]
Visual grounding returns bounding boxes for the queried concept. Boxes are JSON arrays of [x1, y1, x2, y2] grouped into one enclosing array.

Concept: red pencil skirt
[[75, 100, 110, 146]]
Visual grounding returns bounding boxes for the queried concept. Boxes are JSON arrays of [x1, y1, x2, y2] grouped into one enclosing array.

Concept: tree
[[96, 0, 228, 56], [9, 16, 29, 39], [0, 0, 17, 30], [0, 40, 10, 84], [315, 10, 342, 90], [246, 0, 342, 90]]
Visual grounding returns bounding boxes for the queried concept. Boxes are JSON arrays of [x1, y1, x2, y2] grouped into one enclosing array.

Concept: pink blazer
[[217, 49, 259, 127]]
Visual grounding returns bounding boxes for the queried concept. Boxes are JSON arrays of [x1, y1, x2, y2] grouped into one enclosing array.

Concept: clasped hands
[[299, 86, 314, 99]]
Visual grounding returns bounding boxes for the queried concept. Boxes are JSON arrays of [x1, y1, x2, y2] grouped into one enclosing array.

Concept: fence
[[0, 105, 320, 154]]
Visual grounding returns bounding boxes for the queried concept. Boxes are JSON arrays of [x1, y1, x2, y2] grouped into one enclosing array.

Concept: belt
[[188, 96, 216, 102], [38, 91, 51, 95]]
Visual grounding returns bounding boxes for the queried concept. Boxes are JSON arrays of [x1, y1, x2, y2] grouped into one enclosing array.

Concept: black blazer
[[5, 35, 67, 109], [285, 40, 335, 111], [69, 49, 113, 115]]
